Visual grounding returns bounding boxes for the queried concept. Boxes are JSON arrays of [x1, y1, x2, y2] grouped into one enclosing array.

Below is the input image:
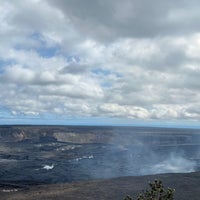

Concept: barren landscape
[[1, 172, 200, 200], [0, 125, 200, 199]]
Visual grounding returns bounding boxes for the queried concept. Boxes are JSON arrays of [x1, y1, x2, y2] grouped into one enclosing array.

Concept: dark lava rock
[[0, 172, 200, 200]]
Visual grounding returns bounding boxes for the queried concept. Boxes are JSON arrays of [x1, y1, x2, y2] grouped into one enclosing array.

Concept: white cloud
[[99, 103, 149, 119], [0, 0, 200, 123], [49, 0, 200, 41]]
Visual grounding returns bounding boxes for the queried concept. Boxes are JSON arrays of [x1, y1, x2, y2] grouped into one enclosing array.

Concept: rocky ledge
[[1, 171, 200, 200]]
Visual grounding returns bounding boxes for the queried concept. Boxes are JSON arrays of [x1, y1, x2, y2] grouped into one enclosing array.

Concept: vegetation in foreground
[[124, 180, 175, 200]]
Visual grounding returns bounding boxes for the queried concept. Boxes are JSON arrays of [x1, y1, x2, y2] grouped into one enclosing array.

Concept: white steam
[[141, 153, 196, 175]]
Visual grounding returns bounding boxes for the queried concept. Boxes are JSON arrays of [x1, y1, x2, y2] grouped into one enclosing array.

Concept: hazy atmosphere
[[1, 0, 200, 126]]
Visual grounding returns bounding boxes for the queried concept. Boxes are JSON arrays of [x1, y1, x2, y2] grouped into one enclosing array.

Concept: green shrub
[[124, 179, 175, 200]]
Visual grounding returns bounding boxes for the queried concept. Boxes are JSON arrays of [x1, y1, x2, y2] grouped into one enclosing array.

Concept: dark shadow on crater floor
[[1, 171, 200, 200]]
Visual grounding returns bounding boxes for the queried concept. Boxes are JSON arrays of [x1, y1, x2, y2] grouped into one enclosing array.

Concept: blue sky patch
[[92, 68, 111, 76], [36, 46, 58, 58]]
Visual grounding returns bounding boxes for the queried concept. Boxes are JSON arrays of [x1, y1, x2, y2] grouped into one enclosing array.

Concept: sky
[[0, 0, 200, 127]]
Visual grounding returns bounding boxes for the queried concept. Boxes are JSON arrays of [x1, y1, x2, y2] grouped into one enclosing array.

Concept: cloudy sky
[[0, 0, 200, 126]]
